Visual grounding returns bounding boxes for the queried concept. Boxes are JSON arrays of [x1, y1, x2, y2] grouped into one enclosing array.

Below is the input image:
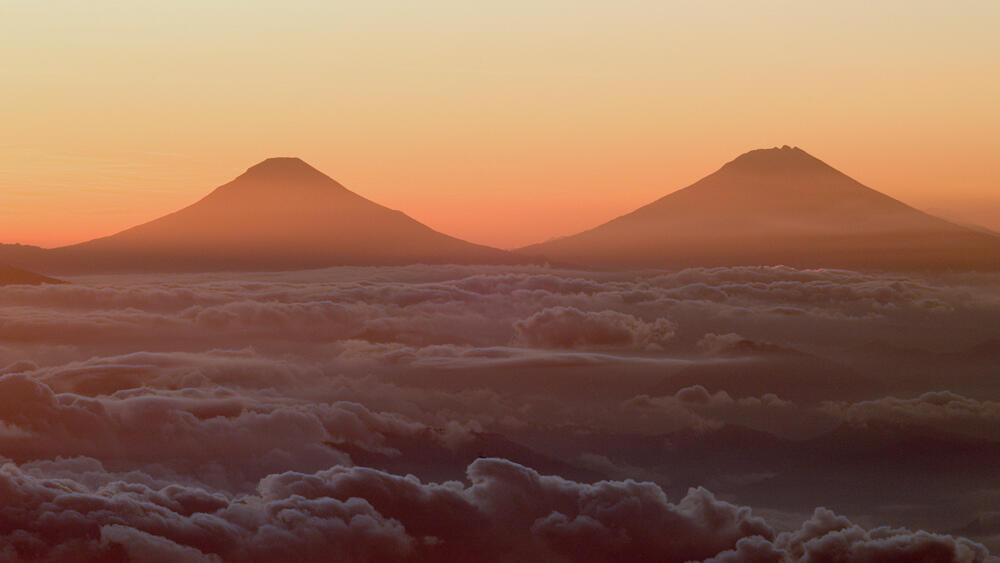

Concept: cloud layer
[[0, 265, 998, 559]]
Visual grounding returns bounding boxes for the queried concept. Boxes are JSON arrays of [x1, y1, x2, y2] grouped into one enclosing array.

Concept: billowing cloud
[[0, 371, 446, 490], [0, 265, 997, 558], [0, 457, 991, 562], [513, 306, 676, 350], [771, 507, 991, 562], [823, 391, 1000, 441]]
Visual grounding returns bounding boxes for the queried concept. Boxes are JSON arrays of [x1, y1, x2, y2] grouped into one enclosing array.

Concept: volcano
[[520, 146, 1000, 271], [2, 158, 526, 274]]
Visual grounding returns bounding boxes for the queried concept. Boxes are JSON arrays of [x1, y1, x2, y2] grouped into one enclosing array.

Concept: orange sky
[[2, 1, 999, 249]]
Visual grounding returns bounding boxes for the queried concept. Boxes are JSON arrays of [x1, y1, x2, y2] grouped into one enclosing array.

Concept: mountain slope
[[4, 158, 527, 274], [520, 146, 1000, 271], [0, 263, 64, 286]]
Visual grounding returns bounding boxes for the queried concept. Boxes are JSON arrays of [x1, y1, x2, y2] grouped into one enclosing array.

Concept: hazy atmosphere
[[1, 2, 999, 562], [2, 1, 999, 248]]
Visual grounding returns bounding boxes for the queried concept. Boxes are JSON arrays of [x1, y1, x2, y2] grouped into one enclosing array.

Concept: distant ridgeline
[[0, 263, 63, 286], [2, 148, 999, 274], [519, 146, 1000, 271], [0, 158, 530, 275]]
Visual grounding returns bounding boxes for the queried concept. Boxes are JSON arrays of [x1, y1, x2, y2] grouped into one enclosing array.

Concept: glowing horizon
[[2, 1, 998, 249], [2, 5, 1000, 559]]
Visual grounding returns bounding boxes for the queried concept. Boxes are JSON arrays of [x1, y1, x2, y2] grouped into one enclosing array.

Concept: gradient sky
[[2, 0, 998, 249]]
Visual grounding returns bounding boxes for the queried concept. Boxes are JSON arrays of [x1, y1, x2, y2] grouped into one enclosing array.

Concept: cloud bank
[[0, 265, 997, 559]]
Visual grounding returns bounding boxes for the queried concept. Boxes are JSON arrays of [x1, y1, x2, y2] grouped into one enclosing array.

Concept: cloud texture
[[0, 265, 997, 560]]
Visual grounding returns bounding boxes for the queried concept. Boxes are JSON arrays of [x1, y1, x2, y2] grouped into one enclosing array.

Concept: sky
[[1, 0, 998, 249]]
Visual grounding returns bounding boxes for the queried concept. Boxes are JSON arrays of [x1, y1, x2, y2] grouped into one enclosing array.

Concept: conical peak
[[203, 157, 355, 204], [243, 156, 325, 179], [720, 146, 833, 175], [224, 156, 353, 194]]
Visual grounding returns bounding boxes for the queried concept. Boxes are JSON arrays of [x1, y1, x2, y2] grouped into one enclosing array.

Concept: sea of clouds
[[0, 265, 998, 561]]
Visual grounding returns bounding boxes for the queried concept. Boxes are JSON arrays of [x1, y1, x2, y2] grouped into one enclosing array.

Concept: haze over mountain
[[521, 146, 1000, 271], [1, 158, 526, 274]]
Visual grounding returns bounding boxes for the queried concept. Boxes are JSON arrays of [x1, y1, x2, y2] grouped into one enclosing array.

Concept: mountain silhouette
[[2, 158, 527, 274], [520, 146, 1000, 270], [0, 263, 63, 286]]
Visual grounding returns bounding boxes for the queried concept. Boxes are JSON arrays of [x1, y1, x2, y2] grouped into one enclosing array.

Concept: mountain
[[0, 263, 63, 286], [1, 158, 527, 274], [924, 207, 1000, 236], [520, 146, 1000, 270]]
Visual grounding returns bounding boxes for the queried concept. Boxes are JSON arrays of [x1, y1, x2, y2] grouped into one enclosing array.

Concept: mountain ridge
[[0, 263, 64, 286], [3, 149, 998, 274], [0, 157, 531, 274], [520, 146, 1000, 271]]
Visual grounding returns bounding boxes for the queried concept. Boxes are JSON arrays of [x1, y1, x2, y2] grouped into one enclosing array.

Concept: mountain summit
[[243, 156, 323, 176], [720, 145, 831, 174], [219, 157, 355, 196], [520, 147, 1000, 270], [4, 158, 526, 274]]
